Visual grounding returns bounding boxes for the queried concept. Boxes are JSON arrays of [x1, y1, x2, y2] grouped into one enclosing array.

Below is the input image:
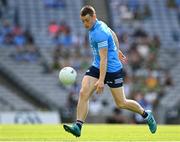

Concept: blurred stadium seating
[[0, 0, 179, 124]]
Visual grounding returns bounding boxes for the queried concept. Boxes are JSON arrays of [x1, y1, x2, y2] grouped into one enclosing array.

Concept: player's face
[[80, 14, 96, 30]]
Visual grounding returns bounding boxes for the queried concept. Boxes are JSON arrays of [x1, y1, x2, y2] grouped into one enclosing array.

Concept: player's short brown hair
[[80, 5, 96, 17]]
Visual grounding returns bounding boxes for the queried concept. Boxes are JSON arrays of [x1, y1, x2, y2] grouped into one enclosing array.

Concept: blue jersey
[[89, 19, 123, 72]]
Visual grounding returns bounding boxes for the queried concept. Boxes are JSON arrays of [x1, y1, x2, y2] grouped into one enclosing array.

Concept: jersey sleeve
[[94, 31, 109, 49]]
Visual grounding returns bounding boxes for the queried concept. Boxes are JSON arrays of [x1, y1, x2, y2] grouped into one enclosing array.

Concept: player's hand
[[94, 80, 104, 94], [119, 52, 128, 64]]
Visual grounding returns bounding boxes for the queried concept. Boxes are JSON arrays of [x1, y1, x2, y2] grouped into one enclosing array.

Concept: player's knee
[[79, 88, 89, 101]]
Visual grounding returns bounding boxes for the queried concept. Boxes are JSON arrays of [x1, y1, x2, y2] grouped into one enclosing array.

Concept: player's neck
[[89, 19, 98, 31]]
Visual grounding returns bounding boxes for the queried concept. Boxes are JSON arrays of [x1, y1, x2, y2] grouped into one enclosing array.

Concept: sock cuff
[[76, 120, 84, 124], [142, 110, 148, 118]]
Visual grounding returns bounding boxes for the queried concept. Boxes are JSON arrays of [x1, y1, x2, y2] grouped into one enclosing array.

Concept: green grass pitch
[[0, 124, 180, 141]]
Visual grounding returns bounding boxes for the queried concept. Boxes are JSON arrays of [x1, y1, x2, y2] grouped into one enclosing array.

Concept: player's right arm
[[109, 28, 127, 64]]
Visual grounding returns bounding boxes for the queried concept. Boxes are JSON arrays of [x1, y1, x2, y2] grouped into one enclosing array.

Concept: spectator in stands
[[48, 20, 59, 37], [150, 35, 161, 50], [52, 43, 62, 70], [128, 43, 142, 71], [142, 4, 151, 19], [24, 29, 34, 44], [51, 21, 79, 70], [61, 26, 73, 47], [1, 0, 7, 8], [11, 28, 40, 63], [163, 71, 174, 87], [146, 52, 159, 69], [134, 3, 151, 20], [12, 29, 26, 60], [1, 20, 13, 44], [166, 0, 176, 8], [128, 0, 150, 21], [23, 36, 40, 63], [133, 27, 148, 38], [137, 43, 150, 60], [119, 4, 134, 21], [13, 30, 26, 48], [145, 69, 160, 91], [59, 21, 68, 33], [53, 21, 72, 48], [12, 24, 23, 37]]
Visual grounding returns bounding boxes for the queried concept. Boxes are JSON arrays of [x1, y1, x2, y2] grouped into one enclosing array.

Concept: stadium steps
[[0, 47, 68, 110], [0, 85, 36, 111], [0, 76, 37, 111]]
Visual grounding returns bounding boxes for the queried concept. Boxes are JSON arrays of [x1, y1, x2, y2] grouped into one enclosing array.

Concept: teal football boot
[[63, 123, 81, 137], [145, 110, 157, 134]]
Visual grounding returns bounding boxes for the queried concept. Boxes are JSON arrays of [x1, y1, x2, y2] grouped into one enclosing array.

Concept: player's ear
[[93, 14, 96, 20]]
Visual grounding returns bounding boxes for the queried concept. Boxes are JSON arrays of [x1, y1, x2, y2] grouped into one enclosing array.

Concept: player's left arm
[[109, 28, 127, 64], [95, 47, 107, 94], [99, 47, 107, 82], [94, 32, 108, 94]]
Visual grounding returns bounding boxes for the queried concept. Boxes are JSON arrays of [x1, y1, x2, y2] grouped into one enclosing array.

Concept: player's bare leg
[[110, 86, 157, 133], [110, 87, 144, 114], [63, 76, 98, 137], [77, 76, 97, 121]]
